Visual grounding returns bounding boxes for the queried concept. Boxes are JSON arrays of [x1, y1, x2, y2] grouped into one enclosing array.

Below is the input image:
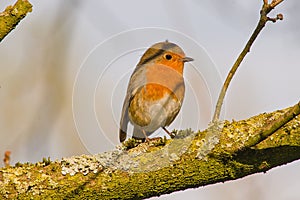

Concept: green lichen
[[0, 162, 62, 199], [122, 138, 143, 150], [0, 0, 33, 42]]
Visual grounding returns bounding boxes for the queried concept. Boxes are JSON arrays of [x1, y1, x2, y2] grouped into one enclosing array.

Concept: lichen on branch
[[0, 103, 299, 199], [0, 0, 32, 42]]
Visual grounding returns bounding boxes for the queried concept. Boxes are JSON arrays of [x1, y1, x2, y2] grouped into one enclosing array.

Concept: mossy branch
[[0, 0, 32, 43], [212, 0, 284, 122], [1, 102, 300, 199]]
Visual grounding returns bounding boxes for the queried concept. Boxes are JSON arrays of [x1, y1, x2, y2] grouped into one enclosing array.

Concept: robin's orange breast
[[128, 64, 185, 133]]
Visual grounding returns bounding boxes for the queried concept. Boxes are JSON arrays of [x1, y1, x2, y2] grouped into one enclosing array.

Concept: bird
[[119, 41, 193, 142]]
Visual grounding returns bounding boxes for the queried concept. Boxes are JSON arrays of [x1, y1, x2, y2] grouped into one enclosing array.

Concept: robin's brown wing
[[119, 66, 146, 142], [164, 80, 185, 127]]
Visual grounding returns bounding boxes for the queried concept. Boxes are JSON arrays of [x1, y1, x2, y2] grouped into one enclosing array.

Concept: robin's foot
[[141, 130, 165, 142], [132, 129, 151, 142], [132, 136, 160, 143], [146, 137, 167, 147], [146, 137, 162, 142]]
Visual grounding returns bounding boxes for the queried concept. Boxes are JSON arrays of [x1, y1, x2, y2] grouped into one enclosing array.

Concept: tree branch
[[212, 0, 284, 122], [0, 0, 32, 43], [1, 102, 299, 199]]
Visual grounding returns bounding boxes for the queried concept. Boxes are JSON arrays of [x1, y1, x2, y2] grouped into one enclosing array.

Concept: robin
[[119, 41, 193, 142]]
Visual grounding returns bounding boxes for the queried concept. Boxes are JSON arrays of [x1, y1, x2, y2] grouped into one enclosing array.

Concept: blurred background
[[0, 0, 299, 199]]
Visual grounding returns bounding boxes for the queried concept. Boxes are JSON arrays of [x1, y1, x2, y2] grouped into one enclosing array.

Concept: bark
[[0, 102, 299, 199], [0, 0, 32, 42]]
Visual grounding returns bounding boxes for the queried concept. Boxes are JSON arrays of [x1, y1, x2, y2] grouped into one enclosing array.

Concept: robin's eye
[[164, 54, 172, 60]]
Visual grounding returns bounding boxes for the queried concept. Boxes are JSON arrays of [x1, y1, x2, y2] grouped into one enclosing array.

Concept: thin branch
[[271, 0, 284, 7], [245, 101, 300, 148], [212, 0, 284, 122], [268, 13, 284, 23], [0, 0, 32, 43]]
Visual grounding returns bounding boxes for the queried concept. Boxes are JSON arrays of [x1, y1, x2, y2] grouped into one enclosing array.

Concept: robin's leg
[[142, 129, 151, 142], [142, 129, 163, 142], [162, 127, 176, 138]]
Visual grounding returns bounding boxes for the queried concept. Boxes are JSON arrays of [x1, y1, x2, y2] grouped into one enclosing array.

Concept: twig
[[245, 101, 300, 148], [270, 0, 284, 8], [0, 0, 32, 42], [212, 0, 284, 122]]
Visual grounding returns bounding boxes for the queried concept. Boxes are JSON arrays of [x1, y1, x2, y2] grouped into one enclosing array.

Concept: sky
[[0, 1, 299, 199]]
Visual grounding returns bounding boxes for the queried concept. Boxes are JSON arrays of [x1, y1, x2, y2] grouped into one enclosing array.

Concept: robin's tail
[[119, 129, 127, 142], [119, 101, 129, 142]]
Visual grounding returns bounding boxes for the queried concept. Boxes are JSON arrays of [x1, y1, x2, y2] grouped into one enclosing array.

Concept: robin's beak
[[182, 57, 194, 62]]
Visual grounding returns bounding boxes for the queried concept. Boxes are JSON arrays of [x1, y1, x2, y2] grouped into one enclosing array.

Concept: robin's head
[[138, 41, 193, 74]]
